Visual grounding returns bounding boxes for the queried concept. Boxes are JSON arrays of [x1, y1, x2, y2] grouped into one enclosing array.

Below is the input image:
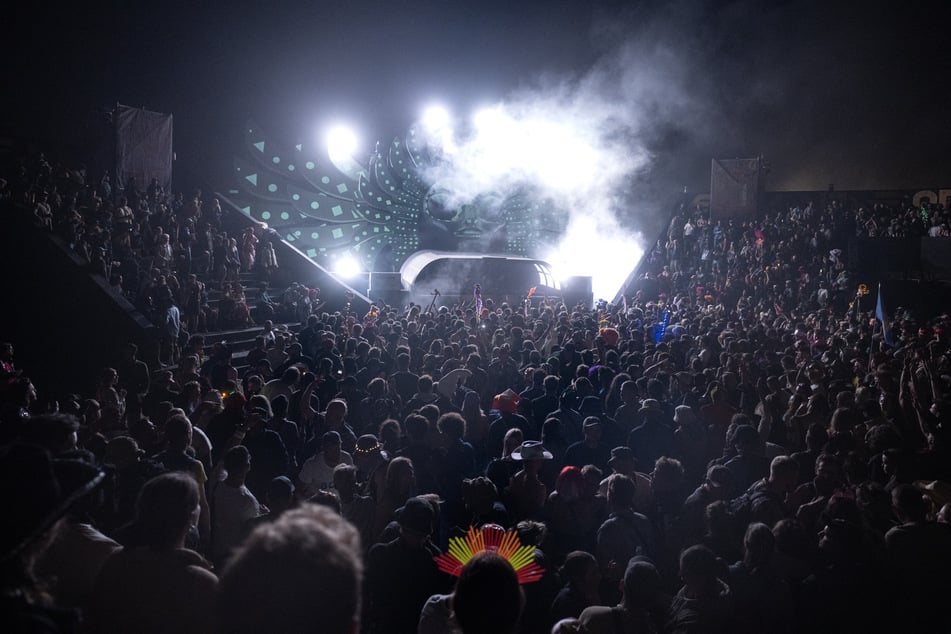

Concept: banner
[[875, 285, 894, 347], [116, 104, 173, 196]]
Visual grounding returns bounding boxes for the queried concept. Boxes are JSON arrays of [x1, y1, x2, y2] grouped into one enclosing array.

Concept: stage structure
[[399, 251, 562, 306], [115, 104, 173, 194], [228, 122, 579, 305], [710, 157, 762, 219]]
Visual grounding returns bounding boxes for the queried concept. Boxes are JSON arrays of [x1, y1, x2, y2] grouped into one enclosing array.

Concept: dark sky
[[4, 0, 950, 193]]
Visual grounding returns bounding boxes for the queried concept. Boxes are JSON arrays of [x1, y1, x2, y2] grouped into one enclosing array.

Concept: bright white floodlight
[[422, 104, 450, 131], [326, 125, 359, 163], [334, 254, 362, 279]]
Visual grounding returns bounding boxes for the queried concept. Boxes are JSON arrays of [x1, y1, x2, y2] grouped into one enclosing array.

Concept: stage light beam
[[544, 224, 644, 302]]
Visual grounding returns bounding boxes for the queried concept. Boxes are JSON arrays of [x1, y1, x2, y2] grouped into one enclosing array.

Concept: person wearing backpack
[[730, 455, 798, 528], [596, 475, 656, 605]]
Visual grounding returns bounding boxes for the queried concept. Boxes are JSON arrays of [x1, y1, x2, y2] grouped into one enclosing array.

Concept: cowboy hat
[[511, 441, 553, 461]]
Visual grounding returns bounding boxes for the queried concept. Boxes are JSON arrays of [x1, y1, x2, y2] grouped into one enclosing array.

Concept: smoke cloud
[[411, 8, 716, 300], [403, 0, 929, 300]]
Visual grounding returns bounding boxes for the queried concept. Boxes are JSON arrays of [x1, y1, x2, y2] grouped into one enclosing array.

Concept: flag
[[654, 309, 671, 343], [875, 285, 893, 346]]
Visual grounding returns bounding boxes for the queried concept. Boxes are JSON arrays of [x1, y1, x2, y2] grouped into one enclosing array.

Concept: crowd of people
[[854, 200, 950, 238], [4, 154, 290, 359], [2, 150, 951, 634]]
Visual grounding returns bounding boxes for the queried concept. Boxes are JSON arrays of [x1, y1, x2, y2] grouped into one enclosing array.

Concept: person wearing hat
[[564, 417, 611, 474], [365, 496, 447, 634], [507, 440, 553, 522], [597, 446, 653, 511], [353, 433, 389, 501], [487, 389, 536, 459]]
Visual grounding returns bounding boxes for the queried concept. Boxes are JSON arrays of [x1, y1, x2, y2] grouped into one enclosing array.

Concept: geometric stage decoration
[[231, 121, 570, 277]]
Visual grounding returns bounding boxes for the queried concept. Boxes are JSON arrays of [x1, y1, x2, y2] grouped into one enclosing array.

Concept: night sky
[[4, 0, 950, 194]]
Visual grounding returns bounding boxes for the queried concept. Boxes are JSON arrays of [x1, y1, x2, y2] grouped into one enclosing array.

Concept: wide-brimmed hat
[[354, 434, 386, 460], [436, 368, 471, 400], [639, 399, 662, 413], [397, 496, 435, 535], [0, 444, 105, 563], [492, 389, 522, 414], [511, 440, 553, 461]]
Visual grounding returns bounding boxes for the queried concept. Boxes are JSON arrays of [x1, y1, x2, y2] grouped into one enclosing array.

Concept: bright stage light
[[420, 104, 456, 154], [326, 125, 359, 163], [422, 104, 450, 131], [334, 254, 363, 279], [544, 225, 644, 302]]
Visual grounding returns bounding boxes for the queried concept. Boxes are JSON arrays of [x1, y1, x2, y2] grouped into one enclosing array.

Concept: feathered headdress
[[435, 525, 545, 584]]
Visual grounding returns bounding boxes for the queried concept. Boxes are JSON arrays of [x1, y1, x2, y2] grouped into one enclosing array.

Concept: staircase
[[182, 268, 301, 375]]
